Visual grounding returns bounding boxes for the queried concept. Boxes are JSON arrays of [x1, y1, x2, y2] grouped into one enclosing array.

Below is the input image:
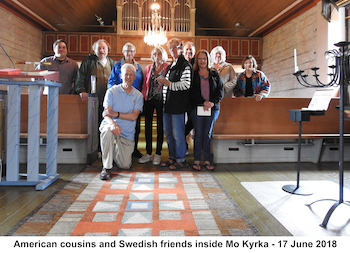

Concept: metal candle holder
[[294, 41, 350, 228]]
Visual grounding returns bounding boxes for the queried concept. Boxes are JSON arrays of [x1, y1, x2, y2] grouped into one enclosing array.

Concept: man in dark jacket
[[75, 39, 116, 125]]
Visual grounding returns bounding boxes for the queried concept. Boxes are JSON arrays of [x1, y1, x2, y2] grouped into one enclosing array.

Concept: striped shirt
[[162, 61, 191, 104]]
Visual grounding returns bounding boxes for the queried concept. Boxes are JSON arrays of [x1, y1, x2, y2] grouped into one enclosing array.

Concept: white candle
[[294, 48, 299, 72], [91, 75, 96, 94]]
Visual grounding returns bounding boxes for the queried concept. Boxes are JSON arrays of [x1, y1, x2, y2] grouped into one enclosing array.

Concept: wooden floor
[[215, 161, 350, 236], [1, 154, 349, 236], [0, 164, 86, 236]]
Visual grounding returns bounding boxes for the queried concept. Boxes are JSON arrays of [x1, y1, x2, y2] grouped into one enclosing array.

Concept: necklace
[[154, 64, 162, 75], [155, 63, 162, 70]]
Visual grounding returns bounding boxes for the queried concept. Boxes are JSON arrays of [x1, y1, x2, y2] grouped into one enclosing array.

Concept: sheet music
[[301, 89, 334, 111]]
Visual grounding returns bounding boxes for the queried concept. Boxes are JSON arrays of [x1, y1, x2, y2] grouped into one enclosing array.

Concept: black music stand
[[282, 109, 325, 195]]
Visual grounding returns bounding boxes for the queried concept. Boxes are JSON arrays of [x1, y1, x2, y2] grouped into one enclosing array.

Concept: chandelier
[[144, 1, 167, 47]]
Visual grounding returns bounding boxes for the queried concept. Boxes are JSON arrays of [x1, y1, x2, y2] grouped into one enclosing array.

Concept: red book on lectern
[[0, 68, 21, 75]]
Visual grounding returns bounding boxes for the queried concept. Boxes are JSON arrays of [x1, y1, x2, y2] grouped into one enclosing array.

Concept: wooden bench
[[19, 94, 99, 164], [212, 97, 350, 163]]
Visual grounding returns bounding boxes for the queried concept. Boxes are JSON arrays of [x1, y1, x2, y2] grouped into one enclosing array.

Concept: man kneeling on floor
[[99, 63, 143, 180]]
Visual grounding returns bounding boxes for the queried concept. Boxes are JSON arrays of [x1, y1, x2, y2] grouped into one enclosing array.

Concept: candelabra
[[293, 46, 349, 87], [294, 41, 350, 228]]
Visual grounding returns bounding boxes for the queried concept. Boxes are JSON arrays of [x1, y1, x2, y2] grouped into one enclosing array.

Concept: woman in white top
[[210, 46, 237, 97]]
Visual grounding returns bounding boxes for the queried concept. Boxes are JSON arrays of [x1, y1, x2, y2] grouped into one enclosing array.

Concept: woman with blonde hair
[[139, 47, 169, 165]]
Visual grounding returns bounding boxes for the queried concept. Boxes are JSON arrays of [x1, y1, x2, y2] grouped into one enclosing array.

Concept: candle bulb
[[294, 48, 299, 73]]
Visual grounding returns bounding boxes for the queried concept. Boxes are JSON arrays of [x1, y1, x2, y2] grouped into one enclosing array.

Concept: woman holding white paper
[[190, 50, 224, 171]]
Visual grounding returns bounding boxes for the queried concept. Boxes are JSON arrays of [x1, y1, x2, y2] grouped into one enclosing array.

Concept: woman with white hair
[[108, 42, 143, 90], [108, 42, 144, 158], [157, 38, 192, 170], [210, 46, 237, 97], [138, 47, 170, 165]]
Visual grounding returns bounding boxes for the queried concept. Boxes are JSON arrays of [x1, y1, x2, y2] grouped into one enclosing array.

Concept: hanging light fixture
[[144, 0, 167, 47]]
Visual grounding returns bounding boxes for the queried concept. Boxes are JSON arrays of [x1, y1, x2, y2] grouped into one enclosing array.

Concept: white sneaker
[[153, 154, 161, 165], [138, 154, 152, 163]]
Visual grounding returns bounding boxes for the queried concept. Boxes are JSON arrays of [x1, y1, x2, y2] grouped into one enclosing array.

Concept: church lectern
[[0, 72, 61, 190]]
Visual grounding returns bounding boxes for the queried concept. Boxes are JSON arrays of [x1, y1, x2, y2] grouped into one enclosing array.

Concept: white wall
[[262, 2, 332, 98], [0, 7, 43, 71], [0, 7, 43, 91]]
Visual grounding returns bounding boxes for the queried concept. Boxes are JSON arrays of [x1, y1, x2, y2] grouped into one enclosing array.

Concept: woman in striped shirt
[[157, 38, 192, 170]]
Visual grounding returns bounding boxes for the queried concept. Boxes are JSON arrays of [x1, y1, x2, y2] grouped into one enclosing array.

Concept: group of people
[[38, 38, 271, 180]]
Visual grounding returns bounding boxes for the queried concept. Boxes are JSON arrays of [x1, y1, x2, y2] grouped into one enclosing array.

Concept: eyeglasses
[[168, 45, 181, 51]]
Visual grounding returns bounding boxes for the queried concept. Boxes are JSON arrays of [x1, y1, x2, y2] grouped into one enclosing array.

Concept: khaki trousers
[[99, 123, 134, 169]]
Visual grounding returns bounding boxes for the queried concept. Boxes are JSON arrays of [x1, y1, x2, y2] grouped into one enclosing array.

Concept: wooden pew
[[20, 94, 89, 139], [212, 97, 350, 163], [19, 94, 99, 164]]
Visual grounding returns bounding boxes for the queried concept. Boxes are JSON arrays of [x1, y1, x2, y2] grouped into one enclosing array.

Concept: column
[[27, 84, 41, 181], [6, 85, 21, 181], [170, 7, 175, 36], [138, 6, 143, 34], [189, 8, 196, 37], [46, 86, 59, 177]]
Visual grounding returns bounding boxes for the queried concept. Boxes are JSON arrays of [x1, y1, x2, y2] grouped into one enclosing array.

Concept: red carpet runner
[[11, 167, 259, 236]]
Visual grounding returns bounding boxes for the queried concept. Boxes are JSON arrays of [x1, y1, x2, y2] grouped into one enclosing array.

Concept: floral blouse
[[148, 66, 164, 101]]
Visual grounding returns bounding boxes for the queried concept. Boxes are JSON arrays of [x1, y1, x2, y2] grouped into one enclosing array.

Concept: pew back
[[213, 97, 350, 139], [20, 94, 88, 139]]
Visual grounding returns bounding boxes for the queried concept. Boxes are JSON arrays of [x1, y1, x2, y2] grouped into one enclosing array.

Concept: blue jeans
[[190, 108, 220, 162], [163, 112, 186, 163]]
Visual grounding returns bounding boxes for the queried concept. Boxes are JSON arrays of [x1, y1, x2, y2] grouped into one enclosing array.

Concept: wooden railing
[[43, 32, 262, 65]]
